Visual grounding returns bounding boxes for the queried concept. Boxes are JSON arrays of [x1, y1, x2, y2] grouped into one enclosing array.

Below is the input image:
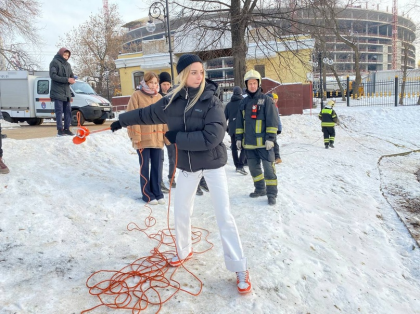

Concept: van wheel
[[93, 119, 106, 125], [27, 118, 43, 126], [1, 112, 14, 123], [71, 110, 85, 126]]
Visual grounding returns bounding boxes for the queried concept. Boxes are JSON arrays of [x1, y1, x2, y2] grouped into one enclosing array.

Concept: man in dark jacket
[[158, 71, 175, 193], [225, 86, 247, 175], [319, 100, 338, 149], [49, 47, 75, 136], [235, 70, 279, 206]]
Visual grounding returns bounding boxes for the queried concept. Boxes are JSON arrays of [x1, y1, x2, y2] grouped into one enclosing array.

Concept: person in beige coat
[[127, 72, 169, 205]]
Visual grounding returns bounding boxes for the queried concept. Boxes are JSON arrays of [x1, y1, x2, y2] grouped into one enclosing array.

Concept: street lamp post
[[147, 0, 174, 85], [317, 53, 334, 109]]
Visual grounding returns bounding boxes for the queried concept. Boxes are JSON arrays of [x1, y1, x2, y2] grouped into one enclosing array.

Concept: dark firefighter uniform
[[318, 100, 338, 149], [235, 71, 279, 205]]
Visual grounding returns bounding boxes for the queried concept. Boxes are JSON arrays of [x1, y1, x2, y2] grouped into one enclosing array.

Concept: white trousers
[[174, 166, 247, 272]]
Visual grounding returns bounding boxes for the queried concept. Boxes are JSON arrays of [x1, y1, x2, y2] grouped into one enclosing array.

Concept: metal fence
[[349, 76, 420, 107]]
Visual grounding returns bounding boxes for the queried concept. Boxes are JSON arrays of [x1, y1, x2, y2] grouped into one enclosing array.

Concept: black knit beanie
[[176, 54, 203, 74], [159, 72, 171, 84], [233, 86, 242, 95]]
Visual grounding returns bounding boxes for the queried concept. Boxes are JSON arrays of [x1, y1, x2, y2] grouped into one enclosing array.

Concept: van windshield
[[71, 81, 96, 95]]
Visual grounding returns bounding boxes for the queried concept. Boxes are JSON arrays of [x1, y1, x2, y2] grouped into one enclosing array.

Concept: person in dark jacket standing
[[235, 70, 279, 206], [267, 93, 282, 164], [49, 47, 75, 137], [224, 86, 247, 175], [110, 54, 251, 294], [158, 71, 176, 193], [319, 100, 338, 149]]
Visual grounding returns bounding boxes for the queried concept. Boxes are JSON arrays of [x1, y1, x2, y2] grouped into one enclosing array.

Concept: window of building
[[133, 71, 144, 89], [254, 65, 265, 77], [207, 70, 223, 80], [207, 59, 223, 69]]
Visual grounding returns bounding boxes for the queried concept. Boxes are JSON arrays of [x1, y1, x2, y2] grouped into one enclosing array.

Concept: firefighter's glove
[[236, 140, 242, 150], [265, 140, 274, 150], [277, 130, 281, 135], [165, 131, 178, 144], [110, 120, 122, 132]]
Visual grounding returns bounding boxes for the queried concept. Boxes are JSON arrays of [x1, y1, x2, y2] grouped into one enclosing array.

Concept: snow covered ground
[[1, 105, 420, 314]]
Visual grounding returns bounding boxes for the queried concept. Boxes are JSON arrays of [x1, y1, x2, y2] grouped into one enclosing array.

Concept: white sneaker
[[158, 198, 166, 205], [147, 199, 158, 205], [169, 251, 193, 267], [236, 270, 252, 294]]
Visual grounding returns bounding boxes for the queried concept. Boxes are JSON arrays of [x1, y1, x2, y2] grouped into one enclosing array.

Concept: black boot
[[169, 178, 176, 188], [268, 196, 276, 206], [249, 189, 267, 198], [160, 180, 169, 194], [199, 177, 209, 192], [329, 143, 335, 148], [325, 144, 329, 149]]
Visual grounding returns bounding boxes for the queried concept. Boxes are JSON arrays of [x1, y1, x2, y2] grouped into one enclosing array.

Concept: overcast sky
[[34, 0, 417, 70], [35, 0, 149, 70]]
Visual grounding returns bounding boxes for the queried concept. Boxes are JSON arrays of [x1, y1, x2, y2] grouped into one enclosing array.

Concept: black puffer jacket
[[49, 48, 74, 102], [224, 93, 243, 137], [119, 79, 227, 172]]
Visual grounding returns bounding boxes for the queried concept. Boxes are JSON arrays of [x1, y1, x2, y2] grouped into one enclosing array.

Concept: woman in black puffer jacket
[[111, 54, 252, 294]]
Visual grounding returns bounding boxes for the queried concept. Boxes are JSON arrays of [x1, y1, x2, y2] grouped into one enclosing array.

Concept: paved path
[[2, 121, 113, 140]]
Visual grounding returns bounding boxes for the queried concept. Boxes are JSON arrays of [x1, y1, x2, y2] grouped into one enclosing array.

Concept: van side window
[[37, 80, 49, 94]]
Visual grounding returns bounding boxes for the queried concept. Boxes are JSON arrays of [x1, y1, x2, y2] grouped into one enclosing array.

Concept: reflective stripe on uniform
[[236, 128, 244, 134], [265, 179, 277, 186], [266, 127, 277, 134], [253, 173, 264, 182], [321, 122, 335, 127], [243, 143, 265, 149], [256, 120, 262, 133]]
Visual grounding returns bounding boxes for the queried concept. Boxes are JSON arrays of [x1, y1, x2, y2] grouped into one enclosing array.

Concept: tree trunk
[[231, 0, 247, 88], [330, 67, 346, 101], [399, 43, 409, 105]]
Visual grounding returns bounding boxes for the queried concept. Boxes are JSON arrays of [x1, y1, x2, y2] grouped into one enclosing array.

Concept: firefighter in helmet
[[319, 100, 338, 149], [235, 70, 279, 206]]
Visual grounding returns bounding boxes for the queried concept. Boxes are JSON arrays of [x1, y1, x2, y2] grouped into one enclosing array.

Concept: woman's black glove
[[111, 120, 122, 132], [165, 131, 179, 144]]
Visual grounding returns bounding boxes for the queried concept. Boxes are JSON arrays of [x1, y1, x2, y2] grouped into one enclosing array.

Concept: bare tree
[[171, 0, 317, 87], [0, 0, 41, 70], [59, 4, 125, 99]]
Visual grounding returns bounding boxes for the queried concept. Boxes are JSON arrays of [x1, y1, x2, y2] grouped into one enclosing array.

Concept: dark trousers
[[274, 139, 280, 159], [54, 100, 72, 130], [160, 143, 176, 181], [0, 123, 3, 157], [322, 127, 335, 145], [230, 134, 246, 168], [137, 148, 163, 202], [246, 148, 278, 198]]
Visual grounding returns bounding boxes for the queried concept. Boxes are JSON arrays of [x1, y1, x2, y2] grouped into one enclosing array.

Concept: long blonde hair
[[165, 64, 206, 112]]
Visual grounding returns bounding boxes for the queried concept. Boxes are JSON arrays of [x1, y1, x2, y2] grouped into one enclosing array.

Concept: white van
[[0, 71, 114, 126]]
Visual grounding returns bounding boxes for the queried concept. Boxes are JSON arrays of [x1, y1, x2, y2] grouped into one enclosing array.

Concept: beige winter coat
[[126, 90, 169, 149]]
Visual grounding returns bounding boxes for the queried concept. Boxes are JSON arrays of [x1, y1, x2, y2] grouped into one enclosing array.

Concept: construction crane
[[392, 0, 398, 69]]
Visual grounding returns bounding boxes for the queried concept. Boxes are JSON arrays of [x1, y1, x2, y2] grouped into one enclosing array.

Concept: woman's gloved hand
[[165, 131, 179, 144], [110, 120, 122, 132]]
